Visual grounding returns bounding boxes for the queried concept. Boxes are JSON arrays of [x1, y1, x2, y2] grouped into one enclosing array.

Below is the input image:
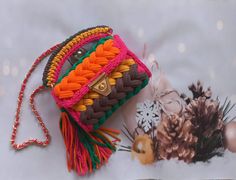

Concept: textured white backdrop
[[0, 0, 236, 179]]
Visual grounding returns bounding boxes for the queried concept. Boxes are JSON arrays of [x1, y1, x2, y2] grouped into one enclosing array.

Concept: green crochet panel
[[57, 36, 112, 83]]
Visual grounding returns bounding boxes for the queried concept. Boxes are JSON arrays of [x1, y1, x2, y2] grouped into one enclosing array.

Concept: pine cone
[[185, 96, 225, 162], [188, 81, 212, 100], [181, 81, 212, 104], [157, 114, 198, 163], [185, 96, 224, 137]]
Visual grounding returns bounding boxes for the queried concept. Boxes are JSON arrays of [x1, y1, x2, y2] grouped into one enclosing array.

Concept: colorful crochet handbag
[[11, 25, 151, 175]]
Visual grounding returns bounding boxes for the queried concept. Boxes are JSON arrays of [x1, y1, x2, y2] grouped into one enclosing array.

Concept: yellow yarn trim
[[47, 26, 111, 87]]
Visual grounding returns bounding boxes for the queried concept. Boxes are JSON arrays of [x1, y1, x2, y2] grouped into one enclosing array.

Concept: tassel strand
[[60, 110, 119, 175]]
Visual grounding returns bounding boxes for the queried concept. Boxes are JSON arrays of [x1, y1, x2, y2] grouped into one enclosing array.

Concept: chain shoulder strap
[[11, 44, 60, 150]]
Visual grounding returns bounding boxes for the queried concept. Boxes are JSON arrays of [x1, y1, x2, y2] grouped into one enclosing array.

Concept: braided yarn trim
[[58, 36, 112, 83], [53, 39, 120, 99], [43, 25, 112, 87], [52, 35, 128, 108]]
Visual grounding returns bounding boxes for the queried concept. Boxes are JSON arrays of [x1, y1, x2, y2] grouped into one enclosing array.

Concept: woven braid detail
[[72, 58, 135, 111], [58, 36, 112, 83], [43, 25, 112, 87], [79, 63, 147, 125], [53, 39, 120, 99]]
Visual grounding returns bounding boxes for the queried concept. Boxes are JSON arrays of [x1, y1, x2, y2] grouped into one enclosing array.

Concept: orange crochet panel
[[53, 39, 120, 99]]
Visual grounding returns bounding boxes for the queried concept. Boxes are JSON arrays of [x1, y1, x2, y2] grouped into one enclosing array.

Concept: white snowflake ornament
[[136, 100, 161, 133]]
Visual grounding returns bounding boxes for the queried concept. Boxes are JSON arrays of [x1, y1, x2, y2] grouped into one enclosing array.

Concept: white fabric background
[[0, 0, 236, 179]]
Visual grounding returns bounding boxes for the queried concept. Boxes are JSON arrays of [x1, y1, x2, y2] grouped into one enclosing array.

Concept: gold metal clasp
[[88, 73, 111, 96]]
